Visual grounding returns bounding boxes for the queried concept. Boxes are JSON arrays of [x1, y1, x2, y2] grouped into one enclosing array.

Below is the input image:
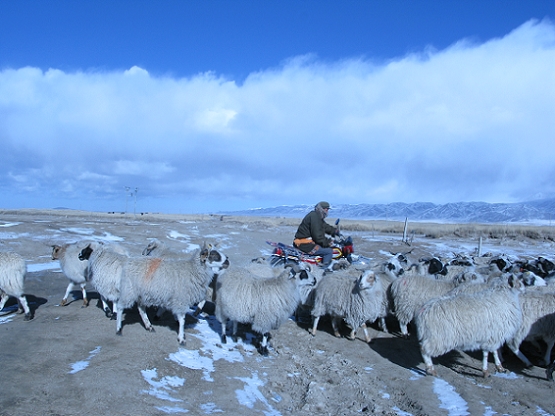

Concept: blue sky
[[1, 1, 554, 214]]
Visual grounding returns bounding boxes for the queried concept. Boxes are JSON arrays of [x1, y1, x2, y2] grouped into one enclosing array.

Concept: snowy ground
[[1, 209, 554, 415]]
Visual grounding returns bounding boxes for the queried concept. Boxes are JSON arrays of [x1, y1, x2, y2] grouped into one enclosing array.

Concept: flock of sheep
[[1, 236, 555, 381]]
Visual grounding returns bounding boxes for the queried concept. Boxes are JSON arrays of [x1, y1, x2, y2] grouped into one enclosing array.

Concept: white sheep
[[78, 242, 129, 318], [214, 263, 317, 355], [310, 269, 385, 343], [52, 241, 99, 307], [142, 239, 229, 317], [116, 243, 226, 344], [415, 275, 523, 377], [390, 270, 485, 338], [506, 290, 555, 367], [0, 251, 32, 320]]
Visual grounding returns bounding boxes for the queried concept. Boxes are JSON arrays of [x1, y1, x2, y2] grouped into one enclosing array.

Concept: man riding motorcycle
[[293, 201, 341, 268]]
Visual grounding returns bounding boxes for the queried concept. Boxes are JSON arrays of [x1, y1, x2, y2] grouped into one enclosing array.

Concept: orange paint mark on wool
[[145, 258, 162, 281]]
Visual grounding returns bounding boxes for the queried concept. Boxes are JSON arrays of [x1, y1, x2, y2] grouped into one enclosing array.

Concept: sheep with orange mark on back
[[115, 242, 227, 345]]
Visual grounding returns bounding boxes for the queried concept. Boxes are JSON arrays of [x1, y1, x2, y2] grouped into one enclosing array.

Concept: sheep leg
[[546, 360, 555, 381], [137, 305, 154, 332], [17, 295, 32, 320], [360, 323, 372, 343], [100, 296, 113, 318], [399, 322, 410, 339], [258, 332, 270, 356], [61, 282, 75, 306], [80, 283, 88, 307], [541, 338, 555, 366], [193, 300, 206, 317], [110, 302, 118, 320], [115, 303, 124, 335], [231, 321, 239, 343], [492, 350, 506, 374], [331, 317, 341, 338], [421, 352, 437, 376], [379, 317, 389, 334], [220, 320, 227, 344], [480, 351, 492, 377], [309, 316, 320, 336], [176, 313, 186, 345], [508, 345, 533, 367], [0, 292, 9, 311]]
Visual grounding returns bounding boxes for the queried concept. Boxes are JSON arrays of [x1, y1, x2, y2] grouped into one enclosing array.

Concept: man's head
[[317, 201, 330, 210], [315, 201, 330, 218]]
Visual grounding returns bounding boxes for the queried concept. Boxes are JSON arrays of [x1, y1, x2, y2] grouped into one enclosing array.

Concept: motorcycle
[[266, 219, 368, 268]]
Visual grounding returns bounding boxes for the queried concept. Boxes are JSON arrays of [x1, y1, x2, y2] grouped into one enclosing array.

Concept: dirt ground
[[1, 209, 554, 416]]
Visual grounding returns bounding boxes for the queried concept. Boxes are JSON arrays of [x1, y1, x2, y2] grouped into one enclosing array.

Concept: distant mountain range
[[224, 199, 555, 224]]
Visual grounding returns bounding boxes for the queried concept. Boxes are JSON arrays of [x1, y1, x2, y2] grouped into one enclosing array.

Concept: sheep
[[310, 269, 385, 343], [382, 252, 411, 281], [52, 241, 100, 307], [115, 243, 226, 345], [141, 239, 229, 317], [78, 242, 129, 318], [0, 251, 32, 320], [506, 290, 555, 367], [389, 270, 485, 337], [214, 263, 317, 355], [415, 275, 523, 377]]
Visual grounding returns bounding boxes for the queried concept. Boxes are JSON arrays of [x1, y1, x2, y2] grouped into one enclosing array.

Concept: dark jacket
[[294, 210, 337, 253]]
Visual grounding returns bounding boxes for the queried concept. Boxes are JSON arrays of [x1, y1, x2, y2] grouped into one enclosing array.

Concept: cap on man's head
[[318, 201, 330, 209]]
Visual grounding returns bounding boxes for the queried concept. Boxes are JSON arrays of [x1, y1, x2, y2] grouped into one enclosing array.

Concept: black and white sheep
[[310, 269, 385, 343], [415, 275, 523, 377], [115, 243, 226, 344], [0, 251, 32, 320], [78, 242, 129, 318], [214, 263, 317, 355], [52, 241, 98, 307]]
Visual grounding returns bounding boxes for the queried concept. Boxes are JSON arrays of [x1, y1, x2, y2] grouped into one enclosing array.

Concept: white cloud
[[1, 19, 554, 212]]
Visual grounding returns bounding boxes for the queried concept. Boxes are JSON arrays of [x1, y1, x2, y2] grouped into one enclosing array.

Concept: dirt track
[[1, 210, 554, 416]]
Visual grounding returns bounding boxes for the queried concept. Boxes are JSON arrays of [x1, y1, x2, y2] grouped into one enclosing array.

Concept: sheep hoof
[[116, 330, 122, 336], [258, 345, 269, 356], [146, 327, 155, 333], [82, 299, 89, 307], [426, 367, 437, 377], [546, 369, 554, 381], [24, 313, 33, 321], [178, 339, 185, 346], [60, 299, 68, 306], [495, 365, 506, 374], [109, 312, 117, 320], [482, 370, 491, 378], [105, 310, 113, 318], [334, 332, 341, 338], [220, 334, 227, 344], [192, 307, 202, 317]]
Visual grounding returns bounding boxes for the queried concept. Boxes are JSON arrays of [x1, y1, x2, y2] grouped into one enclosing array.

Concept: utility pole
[[133, 188, 138, 215], [124, 186, 130, 213]]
